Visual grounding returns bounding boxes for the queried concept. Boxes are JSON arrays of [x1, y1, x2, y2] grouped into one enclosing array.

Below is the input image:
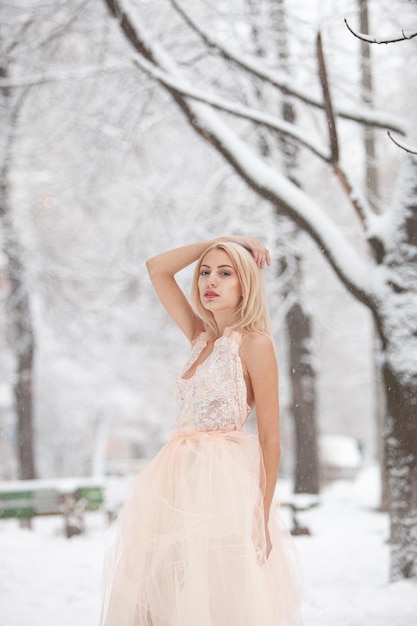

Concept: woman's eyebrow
[[200, 263, 234, 269]]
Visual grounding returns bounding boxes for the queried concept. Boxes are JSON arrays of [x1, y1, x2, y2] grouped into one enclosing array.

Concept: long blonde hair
[[191, 242, 273, 339]]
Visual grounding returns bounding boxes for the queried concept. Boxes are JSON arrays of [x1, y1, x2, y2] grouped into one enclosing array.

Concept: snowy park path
[[0, 468, 416, 626]]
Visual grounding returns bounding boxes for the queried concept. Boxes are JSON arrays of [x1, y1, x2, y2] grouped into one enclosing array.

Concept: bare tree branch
[[316, 32, 372, 226], [345, 13, 417, 159], [345, 18, 417, 44], [387, 131, 417, 154], [316, 32, 339, 163]]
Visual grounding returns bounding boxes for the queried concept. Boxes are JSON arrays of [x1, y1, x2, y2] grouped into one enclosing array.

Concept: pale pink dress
[[100, 328, 303, 626]]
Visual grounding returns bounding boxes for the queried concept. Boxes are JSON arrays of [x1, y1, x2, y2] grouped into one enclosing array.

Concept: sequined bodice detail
[[175, 329, 251, 431]]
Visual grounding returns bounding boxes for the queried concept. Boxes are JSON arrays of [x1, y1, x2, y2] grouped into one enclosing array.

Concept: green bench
[[0, 478, 104, 538], [280, 495, 320, 535]]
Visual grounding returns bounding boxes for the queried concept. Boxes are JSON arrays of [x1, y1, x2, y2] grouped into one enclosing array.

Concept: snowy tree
[[0, 0, 144, 477], [2, 1, 257, 477], [272, 0, 319, 495], [100, 0, 417, 580], [0, 11, 38, 479], [235, 0, 320, 494]]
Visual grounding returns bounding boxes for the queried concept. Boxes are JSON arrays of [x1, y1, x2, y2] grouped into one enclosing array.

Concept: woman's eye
[[221, 272, 230, 276], [200, 270, 209, 276]]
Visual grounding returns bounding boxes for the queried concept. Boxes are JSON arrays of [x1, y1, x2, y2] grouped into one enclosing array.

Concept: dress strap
[[223, 327, 242, 346], [192, 331, 209, 346]]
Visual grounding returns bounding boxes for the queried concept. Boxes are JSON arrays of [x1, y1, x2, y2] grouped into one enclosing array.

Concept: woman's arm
[[241, 333, 280, 554], [146, 236, 270, 341], [146, 238, 222, 341]]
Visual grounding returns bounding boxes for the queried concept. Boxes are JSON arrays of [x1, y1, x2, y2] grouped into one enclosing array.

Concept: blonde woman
[[100, 236, 303, 626]]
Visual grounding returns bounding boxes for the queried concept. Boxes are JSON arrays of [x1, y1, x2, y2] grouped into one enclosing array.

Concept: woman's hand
[[224, 236, 271, 270], [256, 523, 273, 565], [265, 524, 273, 560]]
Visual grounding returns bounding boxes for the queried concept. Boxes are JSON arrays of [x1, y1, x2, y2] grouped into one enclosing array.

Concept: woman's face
[[198, 248, 242, 315]]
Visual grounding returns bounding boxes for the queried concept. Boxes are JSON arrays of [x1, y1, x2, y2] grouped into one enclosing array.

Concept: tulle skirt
[[100, 428, 303, 626]]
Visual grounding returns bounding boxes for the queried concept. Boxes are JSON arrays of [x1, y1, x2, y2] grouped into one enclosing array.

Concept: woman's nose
[[208, 274, 217, 286]]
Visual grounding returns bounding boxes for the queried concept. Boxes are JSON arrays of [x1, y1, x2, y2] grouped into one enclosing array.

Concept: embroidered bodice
[[174, 328, 251, 431]]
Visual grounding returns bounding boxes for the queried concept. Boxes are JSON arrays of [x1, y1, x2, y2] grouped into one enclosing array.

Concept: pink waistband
[[169, 426, 245, 441]]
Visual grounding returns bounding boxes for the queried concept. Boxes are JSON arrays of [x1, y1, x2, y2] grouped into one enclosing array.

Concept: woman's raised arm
[[146, 239, 220, 341]]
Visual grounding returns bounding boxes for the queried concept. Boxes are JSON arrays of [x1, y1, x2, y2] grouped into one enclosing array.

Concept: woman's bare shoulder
[[240, 332, 276, 361]]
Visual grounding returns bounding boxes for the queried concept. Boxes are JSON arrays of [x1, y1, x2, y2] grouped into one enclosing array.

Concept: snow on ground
[[0, 466, 416, 626]]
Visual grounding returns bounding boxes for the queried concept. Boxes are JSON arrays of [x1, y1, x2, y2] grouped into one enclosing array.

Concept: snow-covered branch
[[104, 0, 384, 310], [169, 0, 407, 135], [345, 18, 417, 44], [131, 48, 382, 227], [129, 11, 376, 230], [130, 55, 329, 161], [0, 64, 132, 90]]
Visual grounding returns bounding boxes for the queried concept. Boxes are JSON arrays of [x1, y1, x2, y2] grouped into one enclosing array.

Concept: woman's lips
[[204, 291, 219, 299]]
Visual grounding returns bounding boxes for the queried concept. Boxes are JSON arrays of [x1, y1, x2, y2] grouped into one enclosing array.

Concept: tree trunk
[[383, 364, 417, 579], [357, 0, 389, 512], [1, 200, 37, 481], [358, 0, 378, 202], [246, 0, 320, 493], [273, 0, 319, 493], [379, 150, 417, 579], [12, 280, 37, 480], [287, 300, 320, 494], [0, 65, 37, 480]]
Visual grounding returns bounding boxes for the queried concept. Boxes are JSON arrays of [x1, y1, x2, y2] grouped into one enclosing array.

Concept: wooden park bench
[[279, 494, 320, 536], [0, 477, 104, 538]]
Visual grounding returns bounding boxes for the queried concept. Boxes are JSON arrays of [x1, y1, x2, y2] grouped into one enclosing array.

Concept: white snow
[[319, 434, 362, 470], [0, 466, 416, 626]]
